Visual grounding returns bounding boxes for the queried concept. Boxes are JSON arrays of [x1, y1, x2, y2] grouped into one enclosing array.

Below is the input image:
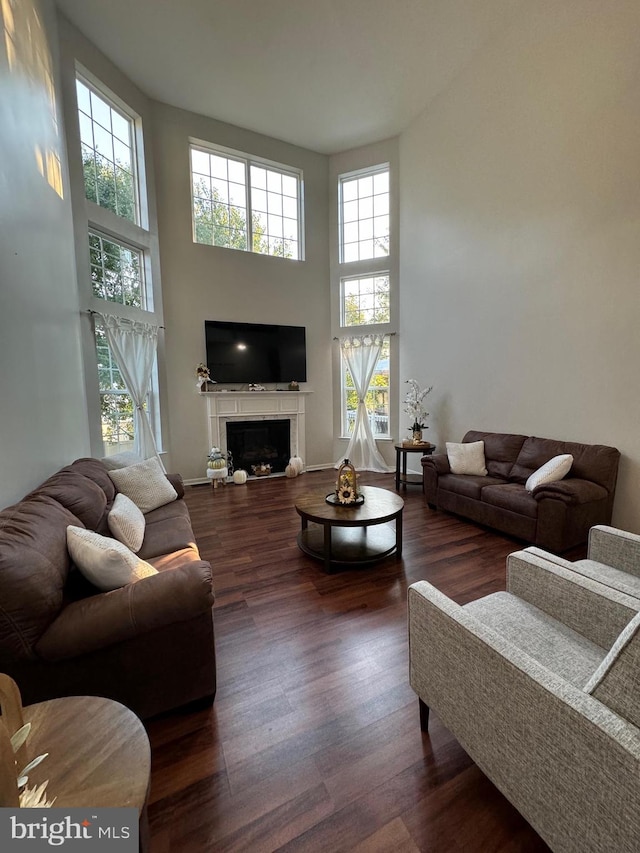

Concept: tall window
[[76, 72, 159, 457], [76, 78, 138, 223], [343, 338, 390, 437], [339, 166, 389, 263], [190, 143, 303, 259]]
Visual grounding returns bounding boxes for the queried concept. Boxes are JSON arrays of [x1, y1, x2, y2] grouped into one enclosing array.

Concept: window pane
[[77, 78, 138, 224], [191, 145, 301, 259], [89, 231, 146, 308], [340, 167, 389, 262], [341, 274, 390, 326]]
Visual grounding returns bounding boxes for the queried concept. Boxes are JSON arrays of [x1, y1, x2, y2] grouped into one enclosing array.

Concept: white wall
[[151, 102, 332, 481], [0, 0, 89, 509], [399, 0, 640, 529]]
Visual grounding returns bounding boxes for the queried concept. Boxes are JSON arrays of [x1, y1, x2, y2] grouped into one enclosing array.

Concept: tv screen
[[205, 320, 307, 384]]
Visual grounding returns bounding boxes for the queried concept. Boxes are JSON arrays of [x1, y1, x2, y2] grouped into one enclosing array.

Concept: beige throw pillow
[[108, 492, 146, 552], [66, 526, 157, 591], [446, 441, 488, 476], [108, 456, 177, 514], [525, 454, 573, 492]]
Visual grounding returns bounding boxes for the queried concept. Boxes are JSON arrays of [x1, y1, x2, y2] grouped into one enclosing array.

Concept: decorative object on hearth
[[248, 383, 266, 391], [404, 378, 433, 444], [330, 458, 363, 506], [232, 469, 248, 485], [288, 380, 299, 391], [207, 447, 228, 488], [285, 463, 297, 478], [196, 362, 215, 391], [289, 455, 304, 476], [252, 463, 272, 477]]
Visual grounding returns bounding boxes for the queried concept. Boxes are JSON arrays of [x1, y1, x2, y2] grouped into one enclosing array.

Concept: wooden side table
[[0, 675, 150, 850], [395, 443, 435, 491]]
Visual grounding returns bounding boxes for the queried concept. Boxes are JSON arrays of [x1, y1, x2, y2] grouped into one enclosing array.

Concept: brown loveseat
[[422, 431, 620, 552], [0, 458, 216, 719]]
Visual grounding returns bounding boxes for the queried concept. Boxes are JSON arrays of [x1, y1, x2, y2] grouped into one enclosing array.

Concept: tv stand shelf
[[202, 390, 311, 468]]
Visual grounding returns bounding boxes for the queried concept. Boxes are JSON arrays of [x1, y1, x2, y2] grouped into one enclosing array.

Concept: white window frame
[[189, 138, 305, 260], [71, 66, 163, 456], [338, 163, 390, 264], [340, 271, 391, 328]]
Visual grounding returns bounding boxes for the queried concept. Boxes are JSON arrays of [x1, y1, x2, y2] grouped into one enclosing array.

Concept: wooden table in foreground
[[22, 696, 151, 850], [295, 485, 404, 573]]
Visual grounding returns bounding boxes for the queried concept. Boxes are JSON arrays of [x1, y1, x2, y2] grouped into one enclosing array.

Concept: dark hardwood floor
[[147, 468, 573, 852]]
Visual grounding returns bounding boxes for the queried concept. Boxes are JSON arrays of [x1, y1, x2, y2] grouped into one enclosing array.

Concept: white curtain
[[335, 334, 389, 473], [95, 312, 164, 469]]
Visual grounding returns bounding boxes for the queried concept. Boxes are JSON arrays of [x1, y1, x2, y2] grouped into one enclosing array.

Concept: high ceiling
[[55, 0, 522, 155]]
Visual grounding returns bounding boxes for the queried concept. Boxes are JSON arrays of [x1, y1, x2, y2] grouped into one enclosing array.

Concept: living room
[[1, 0, 640, 849]]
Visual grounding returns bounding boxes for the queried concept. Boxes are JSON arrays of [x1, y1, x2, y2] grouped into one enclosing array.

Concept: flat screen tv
[[205, 320, 307, 384]]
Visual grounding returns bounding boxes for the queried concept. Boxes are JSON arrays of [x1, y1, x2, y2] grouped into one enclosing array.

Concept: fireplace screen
[[226, 419, 291, 474]]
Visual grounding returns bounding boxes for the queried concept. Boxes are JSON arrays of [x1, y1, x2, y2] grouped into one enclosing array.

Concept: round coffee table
[[295, 485, 404, 573]]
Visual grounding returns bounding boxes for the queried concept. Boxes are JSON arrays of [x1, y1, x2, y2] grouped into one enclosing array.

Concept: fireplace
[[226, 419, 291, 474]]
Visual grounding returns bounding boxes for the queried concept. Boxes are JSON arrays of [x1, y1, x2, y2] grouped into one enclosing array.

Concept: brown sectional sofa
[[422, 430, 620, 552], [0, 458, 216, 719]]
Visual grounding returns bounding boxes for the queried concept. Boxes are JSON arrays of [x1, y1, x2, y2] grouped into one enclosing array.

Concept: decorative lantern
[[335, 459, 360, 505]]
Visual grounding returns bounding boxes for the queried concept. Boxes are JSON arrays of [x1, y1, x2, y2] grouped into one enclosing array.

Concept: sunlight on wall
[[1, 0, 63, 197]]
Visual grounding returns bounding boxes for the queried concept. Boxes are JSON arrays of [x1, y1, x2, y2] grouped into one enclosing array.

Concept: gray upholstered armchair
[[408, 550, 640, 853], [523, 524, 640, 601]]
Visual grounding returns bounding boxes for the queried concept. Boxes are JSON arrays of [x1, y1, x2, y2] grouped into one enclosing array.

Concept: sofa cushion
[[525, 454, 573, 492], [64, 458, 117, 503], [446, 441, 487, 476], [438, 473, 506, 501], [139, 500, 199, 560], [29, 470, 107, 531], [66, 526, 158, 591], [0, 495, 77, 659], [481, 483, 539, 519], [108, 493, 145, 553], [108, 457, 178, 513], [584, 610, 640, 728], [463, 431, 527, 479]]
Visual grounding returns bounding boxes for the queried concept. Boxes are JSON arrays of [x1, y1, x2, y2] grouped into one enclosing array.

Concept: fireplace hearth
[[226, 419, 291, 475]]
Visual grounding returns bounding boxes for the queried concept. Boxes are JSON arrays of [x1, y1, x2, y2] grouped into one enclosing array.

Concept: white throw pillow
[[108, 456, 177, 514], [446, 441, 488, 476], [66, 526, 157, 591], [100, 451, 144, 470], [107, 493, 146, 553], [525, 454, 573, 492]]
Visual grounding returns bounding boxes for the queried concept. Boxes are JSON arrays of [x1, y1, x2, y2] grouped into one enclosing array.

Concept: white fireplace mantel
[[202, 390, 310, 466]]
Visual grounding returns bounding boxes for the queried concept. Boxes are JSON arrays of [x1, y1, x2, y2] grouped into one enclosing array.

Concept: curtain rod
[[86, 309, 165, 330], [333, 332, 396, 340]]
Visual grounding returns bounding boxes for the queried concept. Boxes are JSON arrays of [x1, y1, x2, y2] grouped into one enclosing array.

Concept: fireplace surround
[[203, 390, 309, 475]]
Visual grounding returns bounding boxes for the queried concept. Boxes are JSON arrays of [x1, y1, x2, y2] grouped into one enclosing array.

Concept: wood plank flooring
[[147, 469, 580, 852]]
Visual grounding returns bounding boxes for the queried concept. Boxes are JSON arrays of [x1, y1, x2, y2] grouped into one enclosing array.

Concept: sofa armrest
[[408, 581, 640, 853], [421, 453, 450, 475], [166, 473, 185, 499], [588, 526, 640, 576], [506, 549, 639, 648], [532, 478, 607, 505], [35, 560, 214, 661]]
